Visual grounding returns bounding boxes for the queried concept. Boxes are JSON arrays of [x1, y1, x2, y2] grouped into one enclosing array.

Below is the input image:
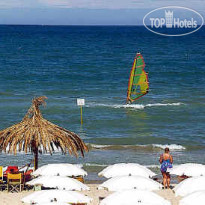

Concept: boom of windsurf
[[126, 53, 149, 104]]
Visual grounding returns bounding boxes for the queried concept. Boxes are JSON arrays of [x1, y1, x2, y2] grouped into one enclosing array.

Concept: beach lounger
[[5, 166, 19, 174], [7, 173, 24, 192], [177, 175, 189, 182], [0, 166, 6, 190], [0, 166, 3, 182], [72, 175, 84, 183]]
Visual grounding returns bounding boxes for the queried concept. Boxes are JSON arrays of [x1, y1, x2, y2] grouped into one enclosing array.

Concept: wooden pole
[[34, 147, 38, 171], [80, 106, 83, 125]]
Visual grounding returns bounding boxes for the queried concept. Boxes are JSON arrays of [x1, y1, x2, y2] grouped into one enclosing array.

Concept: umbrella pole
[[34, 148, 38, 170]]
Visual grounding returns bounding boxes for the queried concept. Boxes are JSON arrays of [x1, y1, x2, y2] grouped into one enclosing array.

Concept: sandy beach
[[0, 184, 181, 205]]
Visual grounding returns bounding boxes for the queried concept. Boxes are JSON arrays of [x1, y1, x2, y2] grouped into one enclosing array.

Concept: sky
[[0, 0, 204, 25]]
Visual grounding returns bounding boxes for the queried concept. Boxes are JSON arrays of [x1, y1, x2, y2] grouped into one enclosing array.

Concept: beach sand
[[0, 184, 181, 205]]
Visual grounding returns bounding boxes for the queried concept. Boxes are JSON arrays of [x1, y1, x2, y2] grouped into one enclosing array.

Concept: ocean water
[[0, 25, 205, 181]]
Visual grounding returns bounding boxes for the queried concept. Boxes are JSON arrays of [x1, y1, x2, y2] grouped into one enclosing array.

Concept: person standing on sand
[[159, 147, 173, 189]]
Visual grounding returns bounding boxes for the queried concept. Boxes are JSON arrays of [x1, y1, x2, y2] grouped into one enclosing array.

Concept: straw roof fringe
[[0, 96, 88, 156]]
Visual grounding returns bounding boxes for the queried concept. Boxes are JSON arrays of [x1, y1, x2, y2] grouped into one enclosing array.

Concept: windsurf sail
[[127, 53, 149, 103]]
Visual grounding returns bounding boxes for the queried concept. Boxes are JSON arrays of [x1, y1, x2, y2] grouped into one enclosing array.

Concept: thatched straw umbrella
[[0, 96, 88, 170]]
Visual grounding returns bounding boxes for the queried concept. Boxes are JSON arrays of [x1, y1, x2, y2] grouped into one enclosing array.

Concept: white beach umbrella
[[179, 190, 205, 205], [168, 163, 205, 177], [98, 163, 156, 178], [100, 189, 171, 205], [98, 175, 162, 191], [32, 164, 87, 177], [21, 190, 92, 204], [26, 176, 89, 191], [174, 176, 205, 196]]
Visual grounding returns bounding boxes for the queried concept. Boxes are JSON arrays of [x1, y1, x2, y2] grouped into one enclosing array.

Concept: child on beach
[[159, 147, 173, 189]]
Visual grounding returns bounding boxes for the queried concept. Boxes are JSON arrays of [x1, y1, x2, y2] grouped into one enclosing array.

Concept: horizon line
[[0, 24, 204, 26], [0, 24, 142, 26]]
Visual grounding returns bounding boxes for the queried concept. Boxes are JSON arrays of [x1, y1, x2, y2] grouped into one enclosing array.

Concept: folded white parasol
[[100, 189, 171, 205], [98, 175, 162, 191], [21, 190, 92, 204], [179, 190, 205, 205], [174, 176, 205, 196], [98, 163, 156, 178], [168, 163, 205, 177], [26, 175, 89, 191], [32, 163, 87, 177]]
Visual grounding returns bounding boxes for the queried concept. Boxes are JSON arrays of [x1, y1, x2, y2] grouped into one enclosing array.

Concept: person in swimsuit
[[159, 147, 173, 189]]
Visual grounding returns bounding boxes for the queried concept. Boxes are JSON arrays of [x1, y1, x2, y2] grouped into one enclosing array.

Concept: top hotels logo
[[143, 6, 204, 36], [165, 11, 174, 28]]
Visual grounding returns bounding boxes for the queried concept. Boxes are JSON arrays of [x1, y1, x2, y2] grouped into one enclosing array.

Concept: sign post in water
[[77, 99, 85, 125]]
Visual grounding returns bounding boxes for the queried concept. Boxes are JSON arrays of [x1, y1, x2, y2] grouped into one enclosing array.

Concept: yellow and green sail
[[127, 53, 149, 103]]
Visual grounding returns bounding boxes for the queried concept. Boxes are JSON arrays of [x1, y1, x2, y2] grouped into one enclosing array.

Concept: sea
[[0, 25, 205, 181]]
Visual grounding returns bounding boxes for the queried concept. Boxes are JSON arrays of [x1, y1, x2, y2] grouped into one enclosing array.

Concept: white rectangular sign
[[77, 98, 85, 106]]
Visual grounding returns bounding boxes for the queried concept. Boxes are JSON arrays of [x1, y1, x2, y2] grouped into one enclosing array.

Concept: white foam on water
[[84, 163, 160, 169], [146, 102, 182, 107], [89, 144, 138, 149], [84, 163, 108, 167], [85, 103, 145, 109], [89, 144, 112, 149], [86, 102, 183, 109], [146, 164, 183, 169], [113, 104, 145, 109], [146, 165, 161, 169], [152, 144, 186, 150], [89, 143, 186, 150]]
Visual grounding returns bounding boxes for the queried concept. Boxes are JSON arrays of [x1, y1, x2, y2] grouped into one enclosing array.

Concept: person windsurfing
[[126, 53, 149, 104]]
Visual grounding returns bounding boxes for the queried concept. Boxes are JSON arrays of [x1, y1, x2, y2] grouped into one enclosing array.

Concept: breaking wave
[[84, 163, 108, 167], [88, 143, 186, 151], [86, 102, 183, 109], [152, 144, 186, 150]]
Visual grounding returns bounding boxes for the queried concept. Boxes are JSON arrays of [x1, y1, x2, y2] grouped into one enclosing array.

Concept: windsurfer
[[126, 53, 149, 103], [126, 98, 132, 104]]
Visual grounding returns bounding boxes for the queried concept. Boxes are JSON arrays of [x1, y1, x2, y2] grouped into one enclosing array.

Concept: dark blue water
[[0, 25, 205, 180]]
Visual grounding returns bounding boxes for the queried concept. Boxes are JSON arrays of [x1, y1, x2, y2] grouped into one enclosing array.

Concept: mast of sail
[[127, 57, 137, 103]]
